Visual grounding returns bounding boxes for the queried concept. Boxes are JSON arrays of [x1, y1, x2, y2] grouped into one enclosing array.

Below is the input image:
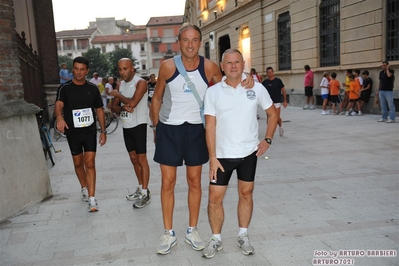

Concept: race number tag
[[148, 90, 154, 97], [120, 110, 132, 122], [72, 108, 94, 128]]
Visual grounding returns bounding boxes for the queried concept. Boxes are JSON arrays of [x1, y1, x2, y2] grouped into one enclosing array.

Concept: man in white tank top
[[110, 59, 151, 209]]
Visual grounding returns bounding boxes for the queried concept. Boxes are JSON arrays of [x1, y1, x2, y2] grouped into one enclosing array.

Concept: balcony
[[140, 50, 147, 56], [162, 51, 177, 58], [149, 37, 162, 43]]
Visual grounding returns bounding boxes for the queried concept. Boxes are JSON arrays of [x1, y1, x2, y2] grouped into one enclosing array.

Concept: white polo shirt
[[119, 76, 148, 129], [204, 78, 273, 158]]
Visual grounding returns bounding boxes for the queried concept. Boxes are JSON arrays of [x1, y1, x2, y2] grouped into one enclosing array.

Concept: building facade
[[146, 15, 184, 75], [56, 28, 101, 58], [185, 0, 398, 113], [0, 0, 58, 222], [92, 33, 150, 76]]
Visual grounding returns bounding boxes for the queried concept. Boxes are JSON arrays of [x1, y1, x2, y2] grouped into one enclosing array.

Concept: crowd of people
[[300, 63, 395, 122], [55, 22, 395, 259]]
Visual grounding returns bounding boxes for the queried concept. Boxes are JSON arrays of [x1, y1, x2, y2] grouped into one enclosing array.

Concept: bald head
[[118, 58, 135, 82]]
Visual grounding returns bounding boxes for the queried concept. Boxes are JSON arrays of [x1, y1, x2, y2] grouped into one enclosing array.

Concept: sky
[[52, 0, 186, 32]]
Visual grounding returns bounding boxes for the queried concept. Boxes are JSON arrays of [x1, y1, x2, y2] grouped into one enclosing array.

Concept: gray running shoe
[[185, 227, 205, 251], [133, 190, 151, 209], [87, 197, 99, 212], [237, 233, 255, 255], [126, 187, 141, 201], [157, 230, 177, 254], [202, 237, 223, 259], [81, 187, 89, 202]]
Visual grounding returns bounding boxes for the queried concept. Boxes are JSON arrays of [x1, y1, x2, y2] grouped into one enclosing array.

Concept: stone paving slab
[[0, 106, 398, 266]]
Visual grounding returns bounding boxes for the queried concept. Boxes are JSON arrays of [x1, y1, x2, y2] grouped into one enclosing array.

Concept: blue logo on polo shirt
[[246, 90, 256, 100]]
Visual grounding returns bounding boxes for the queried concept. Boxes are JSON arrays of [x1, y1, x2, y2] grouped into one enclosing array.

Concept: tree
[[107, 48, 136, 77], [57, 55, 73, 71], [83, 47, 109, 77]]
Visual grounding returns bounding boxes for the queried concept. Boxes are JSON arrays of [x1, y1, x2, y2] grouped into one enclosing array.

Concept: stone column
[[0, 0, 52, 222]]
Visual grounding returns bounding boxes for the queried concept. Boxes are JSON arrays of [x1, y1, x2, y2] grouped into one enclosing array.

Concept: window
[[115, 45, 120, 50], [153, 59, 161, 68], [387, 0, 399, 61], [167, 43, 172, 52], [127, 44, 131, 51], [63, 40, 74, 50], [142, 64, 146, 70], [164, 28, 174, 37], [205, 42, 210, 59], [102, 46, 106, 53], [319, 0, 340, 67], [154, 43, 159, 53], [152, 29, 158, 37], [57, 40, 61, 50], [140, 43, 145, 51], [278, 12, 291, 70], [77, 39, 89, 49]]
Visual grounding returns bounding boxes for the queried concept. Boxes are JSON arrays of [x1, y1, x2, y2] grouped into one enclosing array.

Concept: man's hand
[[110, 90, 119, 97], [122, 104, 134, 113], [99, 132, 107, 146], [209, 157, 224, 183], [241, 73, 255, 89], [56, 119, 68, 133], [283, 100, 288, 108], [256, 139, 271, 156]]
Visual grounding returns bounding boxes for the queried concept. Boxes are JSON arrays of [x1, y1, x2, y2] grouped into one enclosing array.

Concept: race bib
[[148, 90, 154, 98], [72, 108, 94, 128], [120, 110, 132, 122]]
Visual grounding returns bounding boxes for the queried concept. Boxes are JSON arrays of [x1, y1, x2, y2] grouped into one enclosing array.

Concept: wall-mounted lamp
[[199, 20, 202, 27], [234, 0, 238, 7], [213, 10, 217, 19], [235, 26, 240, 31]]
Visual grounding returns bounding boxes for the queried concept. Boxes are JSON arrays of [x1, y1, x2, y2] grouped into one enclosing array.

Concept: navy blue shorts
[[123, 123, 147, 154], [154, 122, 208, 166], [211, 151, 258, 186], [67, 134, 97, 156]]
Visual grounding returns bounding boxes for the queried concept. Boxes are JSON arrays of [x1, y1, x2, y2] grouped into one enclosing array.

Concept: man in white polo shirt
[[202, 49, 278, 259]]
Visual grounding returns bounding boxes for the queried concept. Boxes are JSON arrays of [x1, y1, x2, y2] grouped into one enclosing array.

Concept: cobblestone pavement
[[0, 106, 398, 266]]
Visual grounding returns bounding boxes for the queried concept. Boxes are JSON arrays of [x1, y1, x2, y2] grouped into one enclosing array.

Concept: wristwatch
[[100, 130, 107, 134], [265, 138, 272, 145]]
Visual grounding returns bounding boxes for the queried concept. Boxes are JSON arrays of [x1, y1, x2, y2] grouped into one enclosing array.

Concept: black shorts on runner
[[211, 151, 258, 186], [360, 91, 371, 103], [305, 86, 313, 97], [154, 122, 208, 166], [330, 95, 342, 104], [67, 134, 97, 156], [123, 123, 147, 154], [349, 98, 359, 103]]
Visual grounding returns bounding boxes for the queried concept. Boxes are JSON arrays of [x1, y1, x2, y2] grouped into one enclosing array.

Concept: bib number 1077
[[77, 116, 91, 122]]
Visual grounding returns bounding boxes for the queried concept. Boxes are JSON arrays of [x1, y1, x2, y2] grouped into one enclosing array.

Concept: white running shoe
[[202, 237, 223, 259], [237, 233, 255, 255], [126, 187, 141, 201], [157, 230, 177, 255], [279, 127, 284, 137], [81, 187, 89, 202], [87, 197, 98, 212], [185, 227, 205, 251], [309, 105, 315, 110], [303, 105, 309, 110]]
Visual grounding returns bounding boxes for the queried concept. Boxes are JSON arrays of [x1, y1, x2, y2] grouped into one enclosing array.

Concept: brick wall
[[0, 0, 24, 104], [32, 0, 59, 84]]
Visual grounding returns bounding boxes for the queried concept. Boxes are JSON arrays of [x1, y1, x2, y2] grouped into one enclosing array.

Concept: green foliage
[[57, 55, 73, 71], [107, 48, 136, 77], [83, 47, 110, 77]]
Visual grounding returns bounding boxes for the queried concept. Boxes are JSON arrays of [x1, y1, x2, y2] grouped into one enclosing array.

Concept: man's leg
[[83, 151, 96, 197], [208, 185, 228, 234], [128, 151, 142, 186], [385, 91, 396, 121], [72, 153, 87, 189], [186, 165, 203, 227], [160, 164, 177, 230], [137, 153, 150, 189], [237, 180, 254, 228], [379, 91, 388, 119]]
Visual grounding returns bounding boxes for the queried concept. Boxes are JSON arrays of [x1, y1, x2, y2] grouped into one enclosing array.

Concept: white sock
[[168, 229, 175, 236], [238, 227, 247, 236], [138, 184, 142, 190], [141, 189, 147, 195], [187, 226, 195, 233], [212, 234, 222, 241]]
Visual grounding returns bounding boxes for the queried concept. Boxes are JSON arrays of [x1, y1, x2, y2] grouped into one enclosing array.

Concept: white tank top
[[119, 76, 148, 128], [159, 56, 208, 125]]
